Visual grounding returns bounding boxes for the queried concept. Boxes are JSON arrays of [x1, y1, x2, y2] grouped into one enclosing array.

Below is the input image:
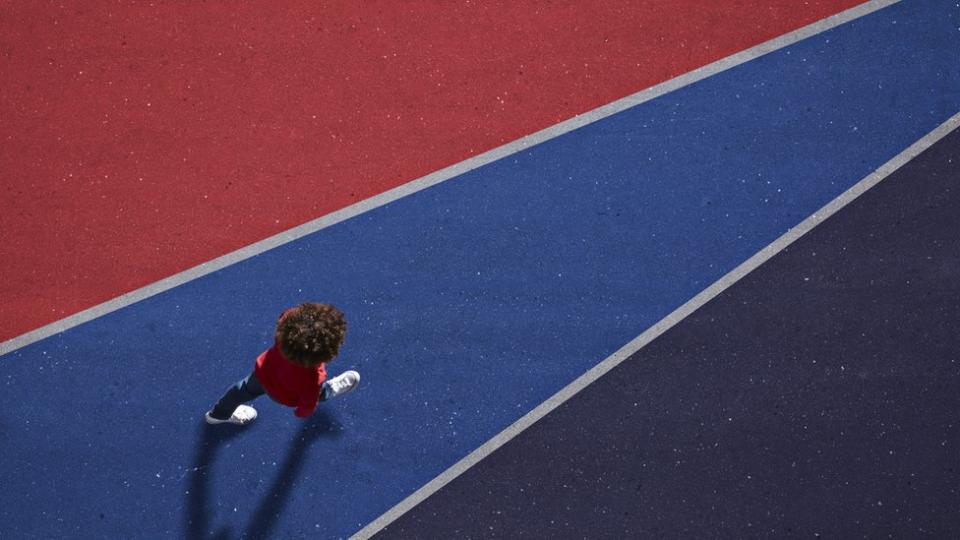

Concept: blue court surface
[[2, 0, 959, 538]]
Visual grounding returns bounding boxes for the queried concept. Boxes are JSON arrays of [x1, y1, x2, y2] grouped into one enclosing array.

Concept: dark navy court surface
[[378, 128, 960, 538]]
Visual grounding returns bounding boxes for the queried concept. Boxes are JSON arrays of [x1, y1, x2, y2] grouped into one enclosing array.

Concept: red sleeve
[[293, 383, 322, 418]]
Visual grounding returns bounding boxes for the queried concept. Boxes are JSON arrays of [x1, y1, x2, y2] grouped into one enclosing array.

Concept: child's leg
[[208, 372, 266, 420]]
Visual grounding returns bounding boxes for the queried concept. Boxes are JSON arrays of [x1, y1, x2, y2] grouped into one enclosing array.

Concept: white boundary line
[[0, 0, 900, 358], [350, 111, 960, 538]]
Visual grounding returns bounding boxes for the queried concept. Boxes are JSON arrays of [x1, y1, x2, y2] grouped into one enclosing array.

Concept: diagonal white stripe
[[347, 4, 960, 537], [0, 0, 901, 359], [351, 111, 959, 539]]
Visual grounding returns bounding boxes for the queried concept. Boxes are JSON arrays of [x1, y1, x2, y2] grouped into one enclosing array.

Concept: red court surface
[[0, 1, 861, 342]]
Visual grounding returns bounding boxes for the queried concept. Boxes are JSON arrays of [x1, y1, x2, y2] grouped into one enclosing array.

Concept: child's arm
[[294, 386, 321, 418]]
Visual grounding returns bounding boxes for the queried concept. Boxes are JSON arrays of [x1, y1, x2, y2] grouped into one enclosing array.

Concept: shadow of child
[[184, 422, 246, 540], [183, 410, 341, 540], [243, 410, 342, 539]]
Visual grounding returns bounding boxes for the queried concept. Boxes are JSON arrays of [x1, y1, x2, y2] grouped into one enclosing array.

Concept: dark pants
[[209, 371, 328, 420], [209, 372, 267, 420]]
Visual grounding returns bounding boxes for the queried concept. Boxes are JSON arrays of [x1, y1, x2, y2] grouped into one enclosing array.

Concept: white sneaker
[[323, 370, 360, 399], [205, 404, 258, 425]]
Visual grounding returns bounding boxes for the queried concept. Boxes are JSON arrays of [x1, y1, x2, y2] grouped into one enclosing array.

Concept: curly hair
[[275, 302, 347, 367]]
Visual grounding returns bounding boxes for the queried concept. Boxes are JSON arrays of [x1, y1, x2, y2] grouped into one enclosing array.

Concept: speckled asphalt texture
[[377, 128, 960, 538], [1, 1, 958, 538]]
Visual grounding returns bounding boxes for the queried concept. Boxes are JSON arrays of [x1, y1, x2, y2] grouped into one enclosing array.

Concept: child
[[205, 302, 360, 425]]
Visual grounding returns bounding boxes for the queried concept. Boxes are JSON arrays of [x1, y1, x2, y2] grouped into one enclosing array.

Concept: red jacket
[[254, 344, 327, 418]]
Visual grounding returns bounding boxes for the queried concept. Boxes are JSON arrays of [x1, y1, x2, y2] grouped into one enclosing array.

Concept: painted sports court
[[1, 1, 958, 537]]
